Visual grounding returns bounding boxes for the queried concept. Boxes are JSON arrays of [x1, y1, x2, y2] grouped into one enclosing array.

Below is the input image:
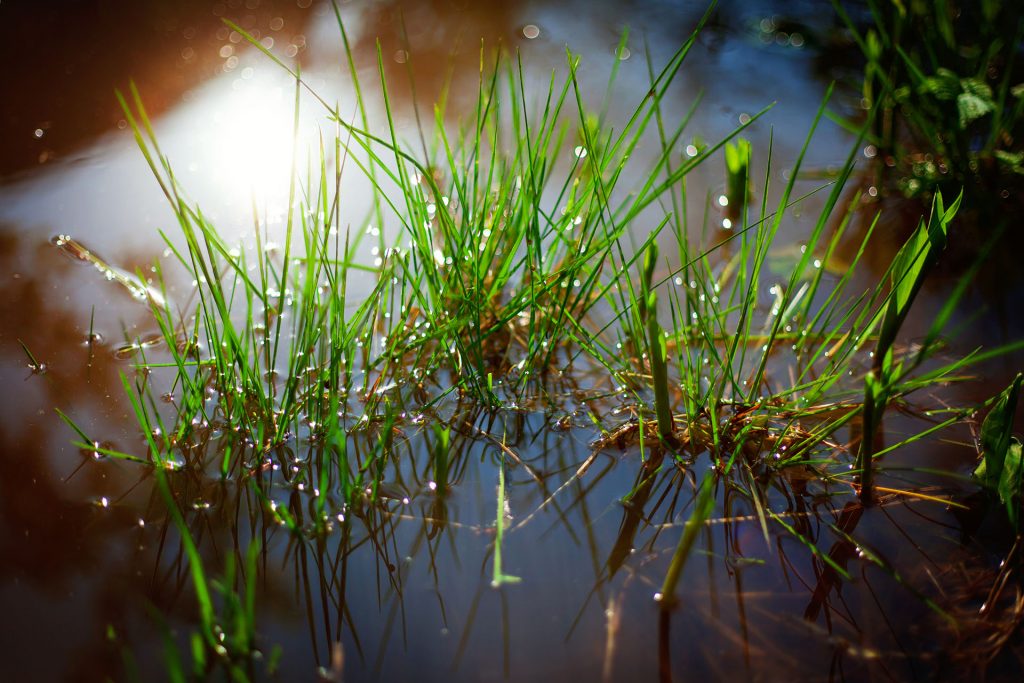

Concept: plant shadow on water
[[1, 1, 1023, 682]]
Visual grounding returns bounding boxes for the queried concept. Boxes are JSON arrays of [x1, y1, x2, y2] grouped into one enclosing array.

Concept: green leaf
[[876, 190, 959, 364], [659, 476, 716, 605], [920, 69, 960, 100], [957, 92, 995, 129], [994, 150, 1024, 173], [1000, 439, 1023, 528], [643, 240, 658, 294], [865, 29, 882, 61], [725, 138, 751, 211], [724, 138, 751, 175], [974, 374, 1024, 528], [857, 367, 890, 499], [975, 373, 1023, 490], [960, 78, 993, 101], [190, 632, 207, 676], [1011, 83, 1024, 100]]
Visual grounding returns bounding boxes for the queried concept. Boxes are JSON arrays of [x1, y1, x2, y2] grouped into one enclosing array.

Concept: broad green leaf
[[957, 92, 995, 129], [975, 373, 1023, 489], [995, 150, 1024, 174], [959, 78, 993, 101], [974, 374, 1024, 529], [876, 190, 959, 364], [1000, 439, 1022, 528], [920, 69, 960, 100]]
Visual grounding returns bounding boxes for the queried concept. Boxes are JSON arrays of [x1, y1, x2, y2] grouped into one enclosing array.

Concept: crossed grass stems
[[61, 6, 1022, 677]]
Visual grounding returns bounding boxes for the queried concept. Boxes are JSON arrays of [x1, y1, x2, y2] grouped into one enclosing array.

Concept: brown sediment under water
[[1, 1, 1022, 681]]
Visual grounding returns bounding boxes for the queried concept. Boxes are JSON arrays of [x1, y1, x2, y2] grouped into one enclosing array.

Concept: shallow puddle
[[1, 1, 1022, 681]]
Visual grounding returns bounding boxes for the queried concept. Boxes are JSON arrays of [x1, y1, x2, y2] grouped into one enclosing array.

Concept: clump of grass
[[106, 35, 999, 578], [103, 3, 767, 457]]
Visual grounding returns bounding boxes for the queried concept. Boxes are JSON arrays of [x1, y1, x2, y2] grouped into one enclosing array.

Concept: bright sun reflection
[[204, 75, 297, 211]]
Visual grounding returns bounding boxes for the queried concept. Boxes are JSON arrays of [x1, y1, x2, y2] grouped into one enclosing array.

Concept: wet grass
[[49, 3, 1024, 679]]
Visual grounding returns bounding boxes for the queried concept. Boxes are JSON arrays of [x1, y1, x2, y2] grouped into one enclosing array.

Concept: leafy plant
[[834, 0, 1024, 201], [974, 373, 1024, 528]]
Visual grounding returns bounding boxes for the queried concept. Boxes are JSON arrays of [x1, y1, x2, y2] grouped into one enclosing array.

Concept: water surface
[[1, 1, 1021, 681]]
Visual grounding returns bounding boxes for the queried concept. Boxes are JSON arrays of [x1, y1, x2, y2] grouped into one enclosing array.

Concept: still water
[[1, 1, 1021, 681]]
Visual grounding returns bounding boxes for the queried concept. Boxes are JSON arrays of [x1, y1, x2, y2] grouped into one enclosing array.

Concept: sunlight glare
[[207, 75, 296, 209]]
